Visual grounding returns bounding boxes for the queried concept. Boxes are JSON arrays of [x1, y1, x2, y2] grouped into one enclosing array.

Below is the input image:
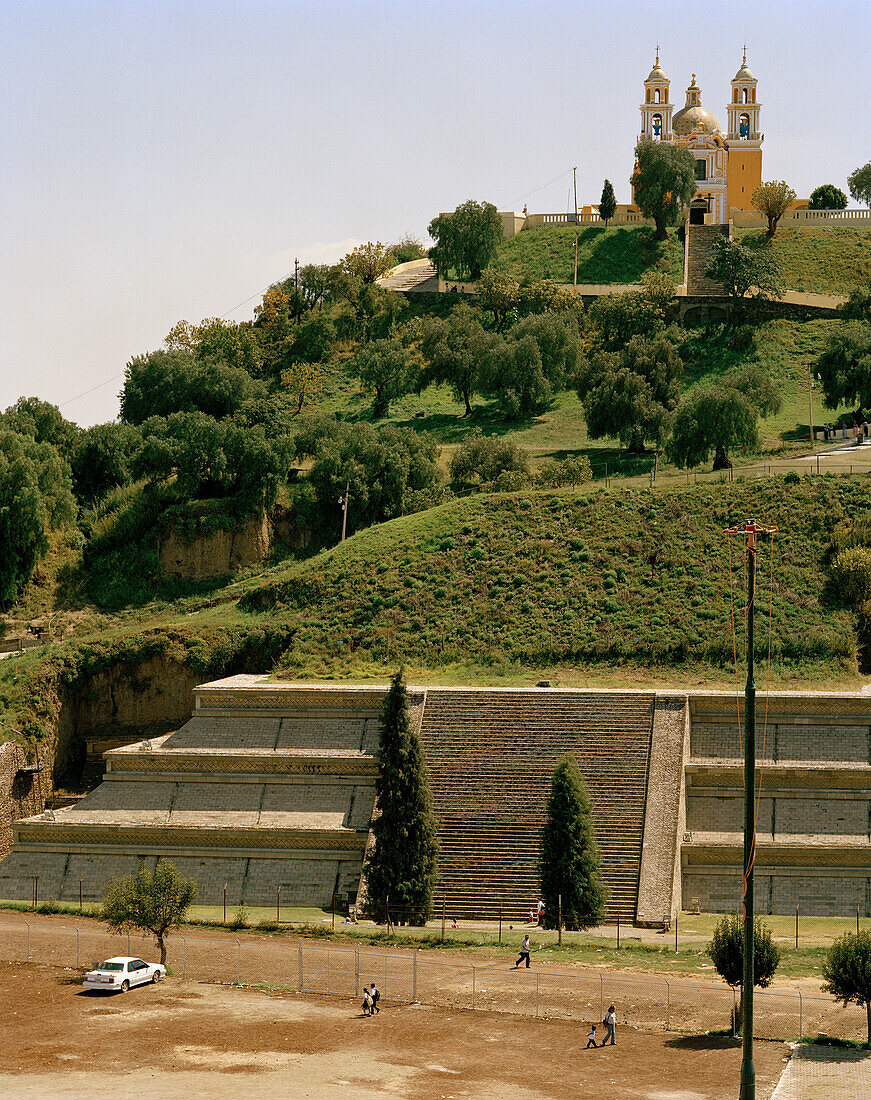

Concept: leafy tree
[[840, 285, 871, 323], [280, 362, 325, 415], [848, 162, 871, 208], [534, 454, 593, 488], [352, 337, 414, 418], [630, 139, 696, 240], [120, 349, 266, 424], [449, 427, 530, 491], [751, 179, 796, 237], [0, 430, 77, 608], [705, 237, 783, 310], [71, 422, 142, 504], [477, 270, 522, 331], [389, 234, 426, 263], [341, 241, 395, 284], [490, 335, 549, 420], [428, 200, 502, 280], [708, 914, 780, 1032], [599, 179, 617, 226], [0, 397, 80, 459], [823, 931, 871, 1043], [519, 280, 577, 317], [539, 754, 608, 931], [808, 184, 848, 211], [667, 366, 780, 470], [579, 331, 683, 452], [101, 859, 196, 965], [297, 264, 333, 309], [816, 321, 871, 410], [418, 304, 496, 416], [295, 417, 441, 535], [363, 669, 438, 925], [586, 288, 666, 351], [287, 313, 336, 365]]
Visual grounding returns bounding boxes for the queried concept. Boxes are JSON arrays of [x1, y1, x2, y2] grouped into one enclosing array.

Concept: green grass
[[734, 226, 871, 296], [488, 225, 684, 285]]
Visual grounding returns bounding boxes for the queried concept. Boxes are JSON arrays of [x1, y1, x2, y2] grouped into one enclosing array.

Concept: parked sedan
[[83, 957, 165, 993]]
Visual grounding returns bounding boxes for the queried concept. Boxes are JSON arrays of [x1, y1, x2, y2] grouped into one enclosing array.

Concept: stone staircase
[[376, 261, 437, 293], [418, 689, 655, 921], [685, 224, 730, 295]]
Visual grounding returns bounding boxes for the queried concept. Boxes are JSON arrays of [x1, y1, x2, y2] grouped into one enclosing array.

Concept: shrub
[[449, 429, 530, 490]]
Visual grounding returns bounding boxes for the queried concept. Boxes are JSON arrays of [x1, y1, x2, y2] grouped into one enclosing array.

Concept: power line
[[509, 167, 574, 210]]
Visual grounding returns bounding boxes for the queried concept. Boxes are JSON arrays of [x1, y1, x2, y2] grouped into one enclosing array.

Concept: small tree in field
[[599, 179, 617, 227], [823, 931, 871, 1044], [539, 754, 608, 930], [708, 914, 780, 1032], [808, 184, 848, 211], [363, 669, 438, 925], [101, 859, 197, 965], [751, 180, 796, 237]]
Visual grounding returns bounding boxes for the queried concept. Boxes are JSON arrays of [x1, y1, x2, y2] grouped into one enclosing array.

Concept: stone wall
[[158, 511, 271, 580]]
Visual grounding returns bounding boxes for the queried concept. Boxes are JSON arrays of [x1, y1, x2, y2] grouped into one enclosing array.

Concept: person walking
[[361, 986, 373, 1016], [369, 983, 380, 1013], [585, 1023, 598, 1049], [514, 934, 531, 968], [603, 1004, 616, 1045]]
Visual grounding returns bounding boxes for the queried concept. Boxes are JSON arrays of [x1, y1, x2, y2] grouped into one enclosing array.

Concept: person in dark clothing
[[369, 983, 380, 1013], [586, 1024, 598, 1048]]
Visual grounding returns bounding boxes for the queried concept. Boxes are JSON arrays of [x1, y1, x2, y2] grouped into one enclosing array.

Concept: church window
[[652, 113, 662, 138], [739, 113, 750, 138], [654, 88, 661, 103], [742, 88, 749, 104], [694, 159, 707, 181]]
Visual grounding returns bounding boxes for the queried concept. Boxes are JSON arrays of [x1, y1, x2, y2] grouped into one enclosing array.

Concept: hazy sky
[[2, 0, 869, 426]]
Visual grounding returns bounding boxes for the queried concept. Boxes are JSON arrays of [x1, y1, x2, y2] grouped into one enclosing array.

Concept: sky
[[2, 0, 869, 426]]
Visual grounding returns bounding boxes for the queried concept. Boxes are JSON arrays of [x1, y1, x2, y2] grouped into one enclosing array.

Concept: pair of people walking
[[586, 1007, 617, 1048], [361, 982, 380, 1016]]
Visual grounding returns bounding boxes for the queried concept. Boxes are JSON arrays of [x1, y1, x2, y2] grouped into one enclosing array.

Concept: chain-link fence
[[2, 919, 866, 1042]]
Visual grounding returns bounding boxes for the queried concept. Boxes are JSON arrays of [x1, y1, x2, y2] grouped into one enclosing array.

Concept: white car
[[83, 956, 166, 993]]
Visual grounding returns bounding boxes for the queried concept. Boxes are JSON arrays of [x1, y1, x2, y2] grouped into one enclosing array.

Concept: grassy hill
[[487, 225, 684, 285], [733, 226, 871, 296]]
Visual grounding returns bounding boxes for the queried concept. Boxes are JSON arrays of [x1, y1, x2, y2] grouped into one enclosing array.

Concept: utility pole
[[725, 518, 777, 1100], [339, 481, 350, 541], [808, 365, 815, 448], [294, 257, 299, 287], [573, 166, 579, 289]]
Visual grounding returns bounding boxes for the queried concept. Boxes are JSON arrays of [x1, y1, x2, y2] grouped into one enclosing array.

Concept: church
[[638, 53, 763, 224]]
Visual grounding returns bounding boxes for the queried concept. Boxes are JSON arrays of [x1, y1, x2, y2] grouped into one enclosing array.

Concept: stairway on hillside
[[686, 225, 730, 295], [377, 262, 437, 292], [418, 690, 655, 921]]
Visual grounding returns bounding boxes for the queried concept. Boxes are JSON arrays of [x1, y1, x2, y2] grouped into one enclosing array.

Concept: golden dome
[[672, 75, 722, 135], [733, 53, 756, 81], [646, 63, 668, 83]]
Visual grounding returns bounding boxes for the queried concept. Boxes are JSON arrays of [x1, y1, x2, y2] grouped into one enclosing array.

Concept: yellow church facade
[[639, 54, 763, 224]]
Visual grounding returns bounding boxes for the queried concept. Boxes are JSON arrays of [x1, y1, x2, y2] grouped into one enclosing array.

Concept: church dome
[[733, 55, 756, 81], [672, 104, 722, 135], [646, 63, 668, 82]]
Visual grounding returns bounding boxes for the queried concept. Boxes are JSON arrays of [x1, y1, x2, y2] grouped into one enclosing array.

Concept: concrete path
[[772, 1044, 871, 1099]]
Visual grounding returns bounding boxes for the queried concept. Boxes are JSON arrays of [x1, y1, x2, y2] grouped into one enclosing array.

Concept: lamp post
[[725, 518, 777, 1100], [338, 482, 350, 542]]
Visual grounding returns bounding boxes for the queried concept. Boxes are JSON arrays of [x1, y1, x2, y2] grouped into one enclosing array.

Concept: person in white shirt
[[603, 1005, 616, 1045], [586, 1023, 598, 1048], [514, 934, 531, 968]]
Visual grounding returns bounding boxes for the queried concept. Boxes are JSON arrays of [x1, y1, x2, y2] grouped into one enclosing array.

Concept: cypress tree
[[539, 754, 608, 930], [599, 179, 617, 227], [363, 669, 438, 924]]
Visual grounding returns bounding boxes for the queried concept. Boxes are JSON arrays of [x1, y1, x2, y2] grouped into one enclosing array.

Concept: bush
[[831, 546, 871, 604], [535, 456, 593, 488], [449, 429, 530, 490]]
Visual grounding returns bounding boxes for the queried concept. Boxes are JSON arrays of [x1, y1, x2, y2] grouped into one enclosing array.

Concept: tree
[[71, 422, 142, 504], [751, 179, 796, 237], [101, 859, 196, 965], [0, 397, 80, 460], [120, 349, 266, 424], [816, 321, 871, 410], [579, 331, 683, 452], [419, 305, 496, 416], [280, 362, 325, 415], [0, 429, 77, 608], [539, 755, 608, 931], [352, 337, 414, 418], [630, 139, 696, 240], [428, 200, 503, 280], [667, 366, 781, 470], [848, 162, 871, 208], [840, 285, 871, 323], [389, 234, 426, 263], [341, 241, 395, 284], [708, 914, 780, 1032], [599, 179, 617, 226], [477, 270, 521, 331], [705, 236, 783, 310], [823, 931, 871, 1043], [363, 669, 438, 924], [808, 184, 848, 211], [449, 427, 530, 491]]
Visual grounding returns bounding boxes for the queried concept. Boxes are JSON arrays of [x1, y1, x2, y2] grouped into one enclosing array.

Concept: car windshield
[[97, 962, 124, 971]]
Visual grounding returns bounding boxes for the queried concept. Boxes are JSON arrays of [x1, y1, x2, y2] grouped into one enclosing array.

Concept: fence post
[[413, 948, 417, 1003], [23, 918, 30, 962], [75, 926, 79, 968], [276, 885, 281, 926], [441, 899, 445, 943], [79, 877, 83, 913], [127, 930, 130, 956], [616, 914, 620, 950], [558, 894, 562, 946], [235, 939, 241, 985], [298, 940, 303, 992], [665, 979, 670, 1031], [798, 990, 803, 1040], [674, 911, 678, 953], [498, 905, 502, 945], [858, 904, 861, 936], [795, 904, 799, 950], [354, 944, 359, 997], [536, 972, 540, 1017], [472, 966, 476, 1010], [180, 935, 187, 980]]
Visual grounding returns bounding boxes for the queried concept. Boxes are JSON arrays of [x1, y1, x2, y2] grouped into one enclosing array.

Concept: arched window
[[743, 88, 749, 104], [652, 113, 662, 138], [739, 113, 750, 138], [694, 159, 707, 181], [655, 88, 661, 103]]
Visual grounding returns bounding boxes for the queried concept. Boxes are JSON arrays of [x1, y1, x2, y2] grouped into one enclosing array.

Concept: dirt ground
[[0, 960, 791, 1100]]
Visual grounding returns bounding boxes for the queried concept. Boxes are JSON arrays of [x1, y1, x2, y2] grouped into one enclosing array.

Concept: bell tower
[[725, 52, 763, 213], [639, 53, 673, 142]]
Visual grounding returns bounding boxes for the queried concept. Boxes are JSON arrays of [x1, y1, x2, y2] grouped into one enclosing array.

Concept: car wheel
[[120, 980, 130, 993], [152, 970, 161, 983]]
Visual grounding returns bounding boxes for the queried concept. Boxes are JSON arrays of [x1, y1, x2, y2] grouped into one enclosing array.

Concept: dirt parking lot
[[0, 960, 790, 1099]]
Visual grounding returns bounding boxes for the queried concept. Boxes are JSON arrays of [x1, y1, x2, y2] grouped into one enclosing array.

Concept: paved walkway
[[772, 1044, 871, 1099]]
